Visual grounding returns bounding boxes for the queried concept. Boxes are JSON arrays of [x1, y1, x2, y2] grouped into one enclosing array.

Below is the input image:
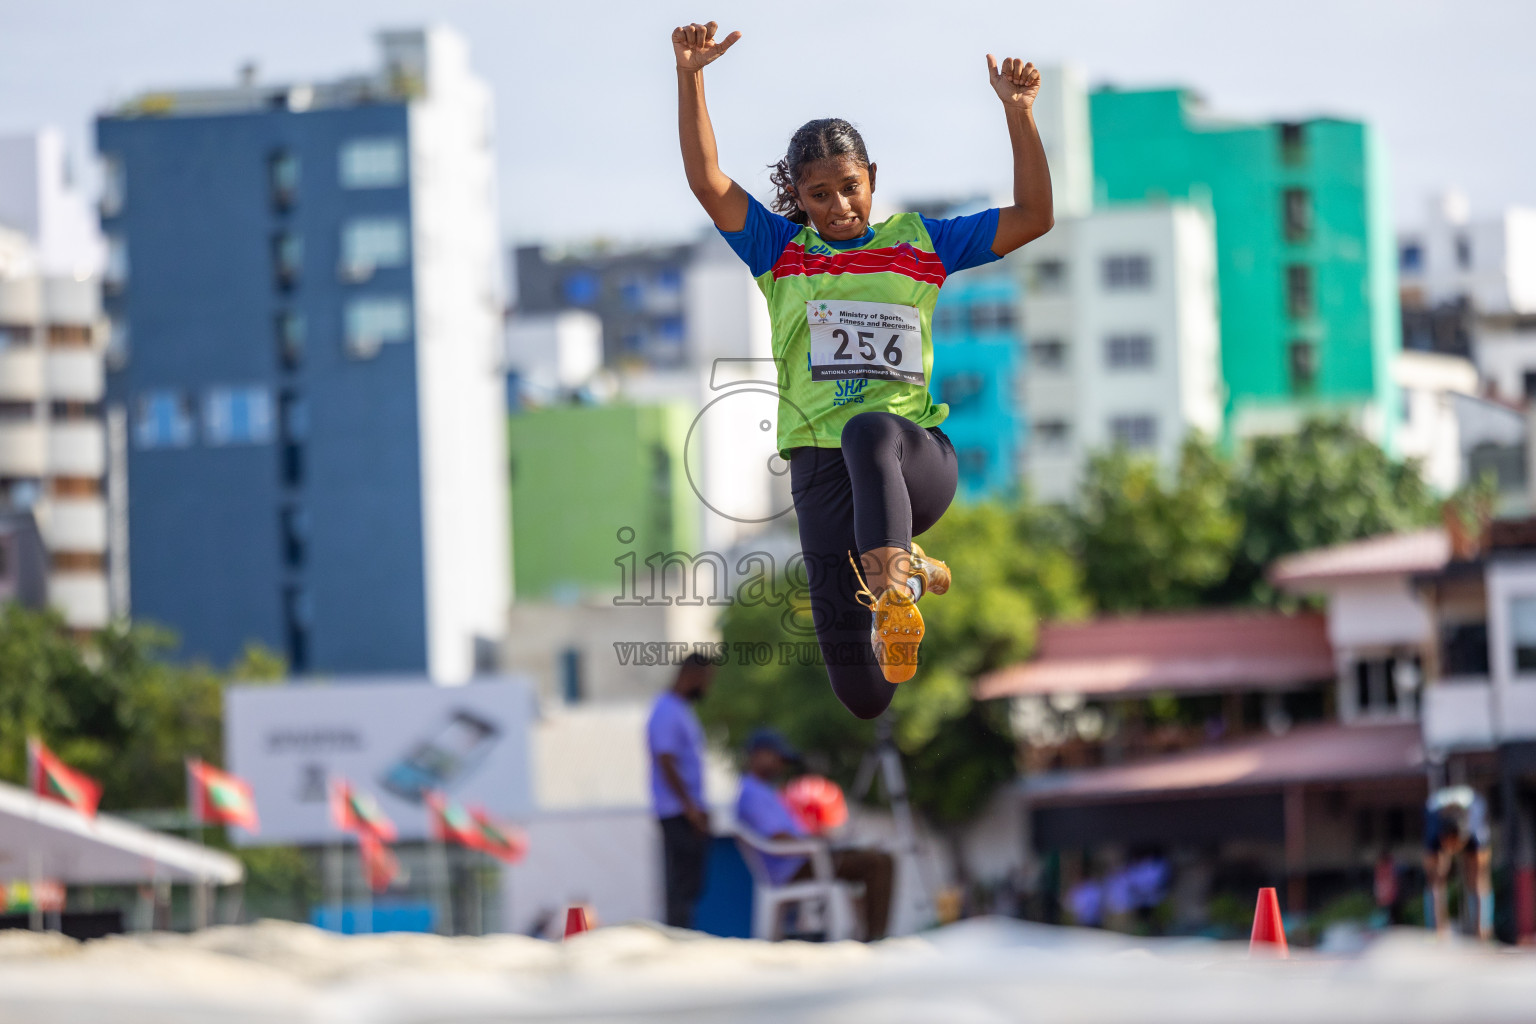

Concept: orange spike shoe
[[850, 552, 925, 684], [909, 543, 951, 597]]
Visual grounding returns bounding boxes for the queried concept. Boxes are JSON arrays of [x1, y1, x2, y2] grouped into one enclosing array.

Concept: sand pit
[[0, 919, 1529, 1023]]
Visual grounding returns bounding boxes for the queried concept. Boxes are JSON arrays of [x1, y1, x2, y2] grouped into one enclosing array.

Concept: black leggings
[[788, 411, 958, 719]]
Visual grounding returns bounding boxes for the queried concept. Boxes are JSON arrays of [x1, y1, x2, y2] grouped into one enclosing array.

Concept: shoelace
[[848, 550, 879, 611]]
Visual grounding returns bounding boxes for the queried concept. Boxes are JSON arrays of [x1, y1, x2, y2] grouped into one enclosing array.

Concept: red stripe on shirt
[[770, 242, 948, 286]]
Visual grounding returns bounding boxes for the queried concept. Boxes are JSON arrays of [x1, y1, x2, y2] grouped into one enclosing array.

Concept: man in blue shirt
[[734, 728, 895, 940], [647, 652, 715, 928]]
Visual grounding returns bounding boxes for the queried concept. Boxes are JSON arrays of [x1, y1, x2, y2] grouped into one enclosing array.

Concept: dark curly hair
[[768, 118, 871, 225]]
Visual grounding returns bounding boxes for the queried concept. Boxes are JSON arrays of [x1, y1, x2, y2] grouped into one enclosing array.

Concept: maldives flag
[[27, 737, 101, 818], [471, 807, 529, 864], [425, 791, 481, 848], [330, 779, 397, 841], [358, 830, 401, 893], [187, 759, 259, 831]]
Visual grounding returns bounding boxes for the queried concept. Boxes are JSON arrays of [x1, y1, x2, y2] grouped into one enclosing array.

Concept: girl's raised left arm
[[987, 56, 1054, 256]]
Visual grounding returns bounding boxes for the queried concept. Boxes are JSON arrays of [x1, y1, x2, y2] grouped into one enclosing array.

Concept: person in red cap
[[734, 728, 894, 940]]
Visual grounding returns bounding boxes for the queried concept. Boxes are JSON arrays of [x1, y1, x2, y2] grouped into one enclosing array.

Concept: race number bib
[[806, 300, 925, 385]]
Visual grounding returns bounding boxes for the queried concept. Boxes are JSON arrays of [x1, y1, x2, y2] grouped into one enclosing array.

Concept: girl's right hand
[[672, 21, 742, 71]]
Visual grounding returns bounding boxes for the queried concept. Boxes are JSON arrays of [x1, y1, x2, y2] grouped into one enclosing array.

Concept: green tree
[[1075, 436, 1241, 613], [1216, 418, 1442, 604]]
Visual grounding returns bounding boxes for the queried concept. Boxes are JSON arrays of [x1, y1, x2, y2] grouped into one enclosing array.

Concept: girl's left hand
[[987, 56, 1041, 112]]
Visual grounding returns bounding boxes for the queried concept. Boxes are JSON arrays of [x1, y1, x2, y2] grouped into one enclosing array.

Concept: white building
[[0, 131, 109, 629], [1019, 66, 1223, 502], [1401, 190, 1536, 403], [1018, 202, 1223, 502]]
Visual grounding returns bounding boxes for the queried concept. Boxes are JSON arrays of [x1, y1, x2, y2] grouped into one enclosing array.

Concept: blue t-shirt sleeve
[[736, 780, 806, 838], [647, 701, 687, 759], [718, 194, 802, 278], [922, 209, 1003, 275]]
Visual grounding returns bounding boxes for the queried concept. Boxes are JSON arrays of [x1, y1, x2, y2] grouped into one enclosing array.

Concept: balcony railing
[[0, 348, 42, 400], [44, 349, 104, 402], [0, 421, 46, 476], [37, 497, 107, 554], [46, 420, 105, 477], [48, 571, 109, 630]]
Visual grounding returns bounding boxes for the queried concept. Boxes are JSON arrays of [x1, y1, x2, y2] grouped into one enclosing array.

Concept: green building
[[1089, 89, 1401, 449], [508, 402, 696, 600]]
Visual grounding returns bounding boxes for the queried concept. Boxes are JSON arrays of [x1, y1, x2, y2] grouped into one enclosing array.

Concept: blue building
[[97, 29, 508, 680], [931, 269, 1027, 498]]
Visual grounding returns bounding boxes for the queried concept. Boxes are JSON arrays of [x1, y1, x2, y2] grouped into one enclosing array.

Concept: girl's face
[[794, 156, 877, 241]]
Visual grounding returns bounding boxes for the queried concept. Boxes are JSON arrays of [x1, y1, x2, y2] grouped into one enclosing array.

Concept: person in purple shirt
[[647, 652, 715, 928], [734, 728, 894, 940]]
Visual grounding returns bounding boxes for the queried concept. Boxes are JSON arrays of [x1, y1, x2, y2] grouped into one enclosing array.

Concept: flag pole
[[358, 837, 373, 936], [434, 830, 454, 936]]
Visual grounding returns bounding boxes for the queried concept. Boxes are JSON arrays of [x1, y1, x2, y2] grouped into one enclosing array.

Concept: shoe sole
[[872, 591, 924, 684]]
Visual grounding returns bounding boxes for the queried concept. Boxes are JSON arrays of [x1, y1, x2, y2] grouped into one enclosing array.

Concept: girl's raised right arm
[[674, 21, 749, 232]]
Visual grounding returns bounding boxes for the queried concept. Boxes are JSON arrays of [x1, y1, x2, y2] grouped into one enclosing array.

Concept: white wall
[[1485, 559, 1536, 743], [1021, 202, 1221, 502], [1394, 350, 1478, 492], [405, 27, 510, 681], [1418, 189, 1536, 317], [505, 310, 602, 396], [1031, 64, 1092, 220], [1326, 579, 1435, 650], [0, 128, 104, 280]]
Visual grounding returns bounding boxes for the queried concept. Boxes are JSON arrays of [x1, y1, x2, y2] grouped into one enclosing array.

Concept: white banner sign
[[224, 678, 534, 846]]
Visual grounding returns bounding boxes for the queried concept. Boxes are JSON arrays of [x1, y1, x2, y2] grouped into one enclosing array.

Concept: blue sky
[[3, 0, 1531, 244]]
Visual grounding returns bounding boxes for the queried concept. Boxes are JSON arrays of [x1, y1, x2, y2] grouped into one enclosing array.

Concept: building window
[[1283, 188, 1311, 243], [1105, 333, 1154, 370], [1031, 338, 1067, 371], [1034, 419, 1070, 450], [104, 235, 128, 294], [969, 303, 1018, 333], [1102, 254, 1151, 290], [1400, 242, 1423, 273], [344, 296, 411, 358], [50, 400, 102, 421], [1285, 264, 1313, 318], [1029, 259, 1067, 294], [561, 647, 583, 704], [283, 585, 312, 673], [281, 505, 309, 569], [99, 155, 125, 217], [279, 389, 309, 443], [273, 232, 302, 289], [1110, 414, 1157, 449], [339, 137, 405, 189], [105, 319, 129, 369], [1511, 597, 1536, 673], [932, 305, 959, 334], [1279, 122, 1306, 164], [47, 325, 91, 348], [1289, 340, 1318, 392], [1523, 370, 1536, 402], [1441, 621, 1490, 676], [1455, 233, 1472, 270], [563, 271, 599, 306], [134, 391, 194, 449], [939, 372, 987, 412], [204, 386, 274, 446], [957, 447, 990, 485], [0, 326, 32, 350], [340, 217, 408, 279], [276, 311, 305, 368], [269, 150, 300, 209], [0, 400, 35, 422]]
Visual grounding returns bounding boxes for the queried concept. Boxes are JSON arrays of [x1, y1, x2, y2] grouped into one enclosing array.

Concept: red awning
[[1024, 721, 1425, 806], [975, 610, 1334, 700]]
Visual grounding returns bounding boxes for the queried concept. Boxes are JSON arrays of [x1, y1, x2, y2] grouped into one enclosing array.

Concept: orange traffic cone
[[1249, 887, 1288, 958], [563, 904, 593, 939]]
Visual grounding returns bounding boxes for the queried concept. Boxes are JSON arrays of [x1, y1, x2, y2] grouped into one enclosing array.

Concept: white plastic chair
[[732, 823, 859, 941]]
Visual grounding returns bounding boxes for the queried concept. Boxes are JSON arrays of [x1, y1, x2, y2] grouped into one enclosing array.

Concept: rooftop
[[975, 609, 1333, 701], [1269, 529, 1450, 591], [1024, 720, 1424, 806]]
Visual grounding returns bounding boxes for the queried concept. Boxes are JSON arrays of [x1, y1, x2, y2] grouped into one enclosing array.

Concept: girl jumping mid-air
[[673, 20, 1053, 719]]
